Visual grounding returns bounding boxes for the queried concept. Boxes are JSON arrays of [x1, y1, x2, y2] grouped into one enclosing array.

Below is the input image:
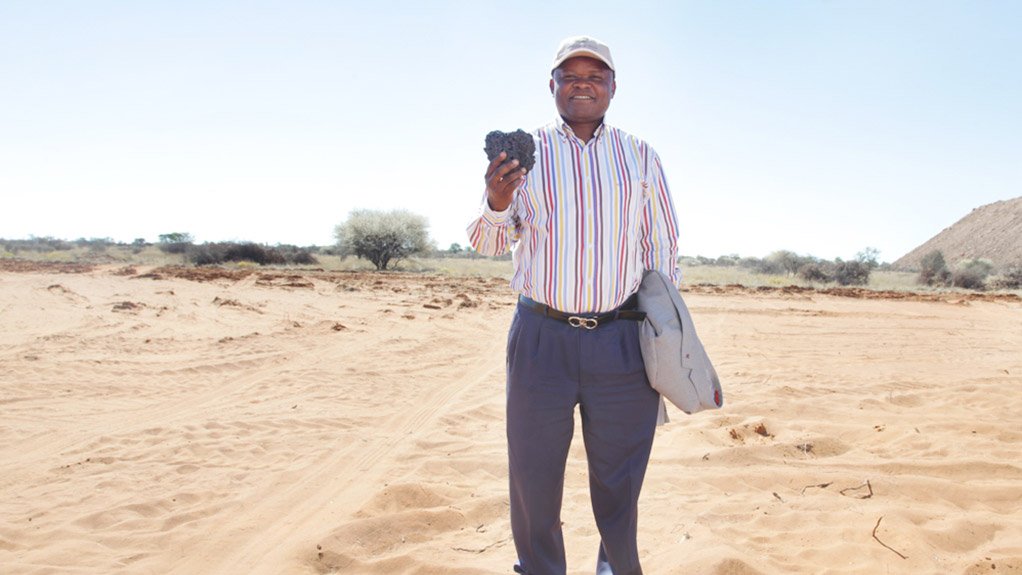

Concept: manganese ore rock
[[484, 129, 536, 172]]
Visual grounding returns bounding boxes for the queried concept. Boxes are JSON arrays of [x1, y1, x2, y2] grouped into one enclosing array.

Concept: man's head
[[550, 36, 616, 132]]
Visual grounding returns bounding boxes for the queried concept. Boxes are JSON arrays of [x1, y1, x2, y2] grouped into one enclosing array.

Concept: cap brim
[[552, 50, 614, 72]]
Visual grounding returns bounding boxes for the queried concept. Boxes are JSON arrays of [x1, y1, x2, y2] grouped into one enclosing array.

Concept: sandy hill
[[893, 196, 1022, 271]]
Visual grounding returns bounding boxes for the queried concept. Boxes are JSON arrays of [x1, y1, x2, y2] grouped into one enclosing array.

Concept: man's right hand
[[485, 152, 527, 212]]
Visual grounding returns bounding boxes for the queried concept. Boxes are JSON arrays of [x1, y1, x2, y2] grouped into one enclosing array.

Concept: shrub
[[738, 256, 763, 271], [334, 209, 432, 270], [764, 250, 805, 276], [2, 237, 73, 253], [797, 262, 833, 283], [741, 256, 781, 275], [833, 260, 871, 286], [687, 254, 739, 267], [958, 258, 994, 277], [158, 232, 194, 254], [188, 243, 227, 266], [990, 262, 1022, 290], [76, 237, 113, 253], [186, 242, 317, 266], [951, 269, 985, 290], [951, 258, 994, 290], [273, 244, 319, 265], [715, 254, 741, 267], [918, 250, 950, 286]]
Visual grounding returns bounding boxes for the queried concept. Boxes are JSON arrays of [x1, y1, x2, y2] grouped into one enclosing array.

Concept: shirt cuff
[[480, 201, 512, 226]]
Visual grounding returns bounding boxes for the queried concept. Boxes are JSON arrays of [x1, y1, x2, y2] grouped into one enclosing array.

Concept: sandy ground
[[1, 263, 1020, 575]]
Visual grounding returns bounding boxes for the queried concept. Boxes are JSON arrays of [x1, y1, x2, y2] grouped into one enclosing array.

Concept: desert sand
[[1, 263, 1020, 575]]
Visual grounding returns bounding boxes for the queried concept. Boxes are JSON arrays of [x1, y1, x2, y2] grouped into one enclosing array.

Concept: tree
[[918, 250, 950, 286], [334, 209, 432, 270], [764, 250, 813, 276], [157, 232, 194, 254], [856, 247, 881, 269], [158, 232, 193, 244]]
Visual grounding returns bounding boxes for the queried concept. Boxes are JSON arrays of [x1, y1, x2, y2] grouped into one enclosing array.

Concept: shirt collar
[[554, 116, 608, 143]]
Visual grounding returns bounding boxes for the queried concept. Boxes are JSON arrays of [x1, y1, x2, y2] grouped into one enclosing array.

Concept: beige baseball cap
[[551, 35, 615, 73]]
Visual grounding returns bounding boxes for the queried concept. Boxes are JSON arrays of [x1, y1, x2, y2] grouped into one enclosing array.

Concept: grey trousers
[[506, 301, 660, 575]]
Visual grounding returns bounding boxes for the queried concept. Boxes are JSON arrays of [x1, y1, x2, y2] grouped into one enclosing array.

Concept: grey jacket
[[637, 269, 724, 423]]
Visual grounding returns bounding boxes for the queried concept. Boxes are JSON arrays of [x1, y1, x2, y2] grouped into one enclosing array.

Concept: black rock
[[484, 129, 536, 172]]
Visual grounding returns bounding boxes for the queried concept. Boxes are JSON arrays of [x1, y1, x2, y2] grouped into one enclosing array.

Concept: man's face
[[550, 56, 616, 127]]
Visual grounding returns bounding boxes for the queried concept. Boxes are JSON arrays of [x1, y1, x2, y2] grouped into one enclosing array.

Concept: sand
[[1, 263, 1020, 574]]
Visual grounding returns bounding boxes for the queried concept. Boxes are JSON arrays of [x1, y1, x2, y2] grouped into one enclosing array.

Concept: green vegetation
[[681, 249, 876, 287], [187, 242, 317, 266], [914, 249, 1016, 291], [918, 250, 951, 286], [157, 232, 194, 255]]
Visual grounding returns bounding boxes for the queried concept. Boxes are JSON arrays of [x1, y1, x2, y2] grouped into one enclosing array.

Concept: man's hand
[[485, 152, 527, 212]]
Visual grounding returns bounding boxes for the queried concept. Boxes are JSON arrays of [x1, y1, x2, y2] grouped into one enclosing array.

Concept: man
[[467, 35, 680, 575]]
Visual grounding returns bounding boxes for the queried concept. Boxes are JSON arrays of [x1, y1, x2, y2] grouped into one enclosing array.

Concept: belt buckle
[[568, 316, 598, 330]]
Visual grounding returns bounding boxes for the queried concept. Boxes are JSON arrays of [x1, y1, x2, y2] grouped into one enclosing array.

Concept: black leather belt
[[518, 294, 646, 330]]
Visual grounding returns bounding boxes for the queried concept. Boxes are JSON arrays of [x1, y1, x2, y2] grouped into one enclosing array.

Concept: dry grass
[[2, 245, 1017, 295], [0, 245, 187, 267], [320, 256, 514, 278], [680, 265, 925, 291]]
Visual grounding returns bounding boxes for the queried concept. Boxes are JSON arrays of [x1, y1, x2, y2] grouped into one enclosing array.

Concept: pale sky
[[2, 1, 1019, 262]]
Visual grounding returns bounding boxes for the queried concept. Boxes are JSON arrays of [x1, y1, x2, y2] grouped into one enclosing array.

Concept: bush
[[765, 250, 809, 276], [833, 260, 871, 286], [739, 256, 781, 275], [715, 254, 741, 267], [334, 209, 432, 270], [687, 254, 739, 267], [951, 269, 985, 290], [1, 237, 73, 253], [273, 244, 319, 265], [75, 237, 113, 253], [951, 258, 994, 290], [187, 242, 317, 266], [158, 232, 194, 254], [990, 262, 1022, 290], [918, 250, 950, 286], [188, 243, 226, 266], [797, 262, 833, 283]]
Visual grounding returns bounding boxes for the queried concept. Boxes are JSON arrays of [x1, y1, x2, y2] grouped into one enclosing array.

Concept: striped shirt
[[467, 119, 680, 314]]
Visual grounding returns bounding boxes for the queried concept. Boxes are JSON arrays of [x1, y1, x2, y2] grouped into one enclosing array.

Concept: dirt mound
[[893, 196, 1022, 271]]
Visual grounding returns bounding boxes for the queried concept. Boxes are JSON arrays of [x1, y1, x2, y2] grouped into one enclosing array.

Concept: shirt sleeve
[[466, 192, 516, 257], [639, 150, 680, 283]]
